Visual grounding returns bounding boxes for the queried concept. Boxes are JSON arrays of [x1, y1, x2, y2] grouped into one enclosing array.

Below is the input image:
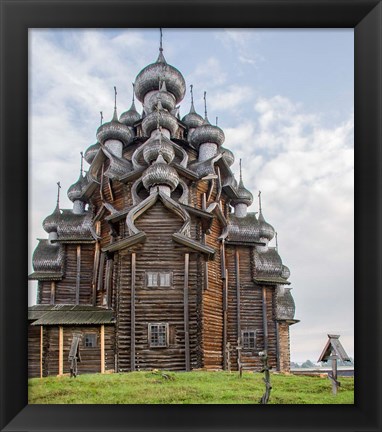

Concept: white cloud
[[189, 57, 227, 90], [208, 85, 254, 113], [216, 29, 263, 67]]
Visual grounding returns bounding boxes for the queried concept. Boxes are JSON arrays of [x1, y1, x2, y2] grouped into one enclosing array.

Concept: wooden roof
[[318, 334, 351, 362], [28, 305, 115, 326]]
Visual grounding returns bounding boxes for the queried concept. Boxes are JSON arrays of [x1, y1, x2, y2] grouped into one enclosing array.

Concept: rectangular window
[[148, 323, 168, 347], [147, 272, 158, 287], [84, 333, 97, 348], [146, 271, 172, 287], [242, 330, 256, 350], [159, 272, 171, 287]]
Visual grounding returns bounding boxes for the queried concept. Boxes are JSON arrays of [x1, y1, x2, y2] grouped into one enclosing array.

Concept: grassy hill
[[28, 370, 354, 404]]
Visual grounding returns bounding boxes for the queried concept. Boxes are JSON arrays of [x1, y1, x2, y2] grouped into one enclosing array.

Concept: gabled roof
[[317, 334, 351, 362]]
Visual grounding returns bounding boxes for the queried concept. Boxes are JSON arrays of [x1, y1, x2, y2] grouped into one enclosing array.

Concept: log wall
[[278, 322, 291, 372], [28, 324, 42, 378], [117, 201, 199, 371], [48, 245, 95, 305], [28, 325, 116, 377], [225, 246, 279, 371], [203, 216, 223, 369]]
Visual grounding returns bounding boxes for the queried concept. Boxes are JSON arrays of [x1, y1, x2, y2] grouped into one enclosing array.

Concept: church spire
[[189, 84, 196, 113], [56, 181, 61, 210], [258, 190, 262, 214], [203, 91, 210, 123], [80, 151, 84, 176], [157, 28, 166, 63], [112, 86, 118, 121]]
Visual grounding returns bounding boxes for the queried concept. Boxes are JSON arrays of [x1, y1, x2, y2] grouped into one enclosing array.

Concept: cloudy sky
[[28, 29, 354, 363]]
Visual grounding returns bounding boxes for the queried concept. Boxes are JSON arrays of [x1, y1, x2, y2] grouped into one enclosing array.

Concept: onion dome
[[258, 211, 275, 241], [275, 287, 295, 320], [134, 47, 186, 105], [84, 142, 100, 165], [143, 130, 175, 164], [182, 109, 204, 130], [43, 182, 62, 233], [190, 92, 225, 149], [146, 81, 176, 113], [256, 190, 275, 241], [281, 265, 291, 280], [43, 205, 61, 234], [119, 102, 141, 127], [141, 104, 178, 137], [181, 84, 204, 129], [220, 146, 235, 166], [231, 161, 253, 207], [142, 153, 179, 191], [97, 109, 134, 146], [32, 239, 64, 272], [190, 117, 225, 150], [67, 173, 87, 202], [231, 178, 254, 207], [119, 83, 141, 127]]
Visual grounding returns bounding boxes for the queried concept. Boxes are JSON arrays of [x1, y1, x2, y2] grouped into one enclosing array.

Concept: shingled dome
[[275, 287, 296, 320], [182, 102, 204, 130], [119, 101, 141, 127], [190, 118, 225, 150], [67, 174, 88, 202], [141, 107, 178, 137], [146, 81, 177, 113], [231, 178, 254, 207], [42, 205, 61, 234], [84, 142, 100, 165], [134, 51, 186, 104], [143, 132, 175, 165], [220, 147, 235, 166], [96, 110, 134, 146], [258, 211, 275, 241], [142, 153, 179, 191]]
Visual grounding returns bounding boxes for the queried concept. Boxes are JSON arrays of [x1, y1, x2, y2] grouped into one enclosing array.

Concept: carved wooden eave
[[126, 189, 191, 237], [104, 207, 132, 223], [172, 232, 215, 258], [206, 202, 227, 228], [100, 145, 133, 179], [181, 203, 214, 232], [171, 163, 199, 180], [118, 167, 146, 184], [101, 232, 146, 253]]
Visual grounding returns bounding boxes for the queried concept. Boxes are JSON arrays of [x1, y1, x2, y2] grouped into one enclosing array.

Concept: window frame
[[83, 333, 98, 348], [145, 271, 172, 288], [148, 322, 169, 348], [241, 329, 257, 350]]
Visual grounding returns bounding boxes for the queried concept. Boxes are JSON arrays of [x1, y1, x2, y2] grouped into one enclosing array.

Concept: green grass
[[28, 371, 354, 404]]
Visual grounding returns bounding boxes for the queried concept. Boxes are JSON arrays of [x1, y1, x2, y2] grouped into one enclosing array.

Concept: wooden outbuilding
[[28, 40, 298, 377]]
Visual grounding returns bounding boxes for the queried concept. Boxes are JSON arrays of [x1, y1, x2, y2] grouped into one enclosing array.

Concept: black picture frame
[[1, 1, 381, 431]]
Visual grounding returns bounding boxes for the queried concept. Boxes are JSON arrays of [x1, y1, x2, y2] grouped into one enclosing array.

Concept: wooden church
[[28, 36, 298, 378]]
